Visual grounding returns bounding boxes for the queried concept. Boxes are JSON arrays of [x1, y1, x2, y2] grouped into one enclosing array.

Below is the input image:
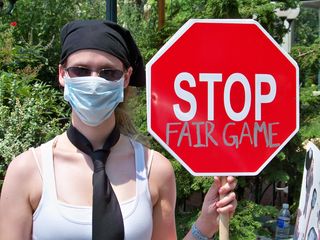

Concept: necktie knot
[[92, 150, 109, 172]]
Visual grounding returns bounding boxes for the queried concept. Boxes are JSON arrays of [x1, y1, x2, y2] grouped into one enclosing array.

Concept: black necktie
[[67, 125, 124, 240]]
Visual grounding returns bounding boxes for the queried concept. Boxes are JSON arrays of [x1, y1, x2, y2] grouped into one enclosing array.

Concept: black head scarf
[[60, 19, 145, 87]]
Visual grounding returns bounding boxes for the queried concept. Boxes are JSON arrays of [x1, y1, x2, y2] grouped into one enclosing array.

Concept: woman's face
[[58, 49, 132, 87]]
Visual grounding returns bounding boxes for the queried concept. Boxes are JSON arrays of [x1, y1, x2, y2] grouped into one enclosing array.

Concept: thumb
[[204, 177, 220, 201]]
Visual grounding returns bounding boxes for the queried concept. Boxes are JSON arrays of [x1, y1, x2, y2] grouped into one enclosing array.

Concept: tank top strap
[[147, 149, 155, 178], [130, 139, 148, 194], [39, 138, 58, 201], [30, 147, 43, 180]]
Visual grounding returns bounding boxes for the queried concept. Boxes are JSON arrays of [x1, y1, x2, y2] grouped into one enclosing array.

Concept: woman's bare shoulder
[[0, 148, 41, 239], [146, 148, 175, 186], [2, 146, 42, 196]]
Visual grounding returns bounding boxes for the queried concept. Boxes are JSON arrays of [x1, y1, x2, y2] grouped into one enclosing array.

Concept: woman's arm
[[149, 151, 177, 240], [0, 150, 39, 240]]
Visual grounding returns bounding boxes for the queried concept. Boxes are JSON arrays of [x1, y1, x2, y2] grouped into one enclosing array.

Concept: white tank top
[[32, 138, 153, 240]]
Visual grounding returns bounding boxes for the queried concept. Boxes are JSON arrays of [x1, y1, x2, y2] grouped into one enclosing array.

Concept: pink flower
[[10, 22, 17, 27]]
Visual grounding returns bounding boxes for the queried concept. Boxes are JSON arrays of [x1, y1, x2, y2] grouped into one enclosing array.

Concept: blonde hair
[[115, 87, 149, 145]]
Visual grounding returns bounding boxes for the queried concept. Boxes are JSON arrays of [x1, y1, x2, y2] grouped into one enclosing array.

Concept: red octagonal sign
[[146, 19, 299, 176]]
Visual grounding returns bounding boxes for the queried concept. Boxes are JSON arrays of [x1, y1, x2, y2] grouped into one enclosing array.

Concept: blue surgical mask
[[63, 76, 124, 126]]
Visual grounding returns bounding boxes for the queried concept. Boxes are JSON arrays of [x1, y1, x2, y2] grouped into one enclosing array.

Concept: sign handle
[[219, 176, 230, 240]]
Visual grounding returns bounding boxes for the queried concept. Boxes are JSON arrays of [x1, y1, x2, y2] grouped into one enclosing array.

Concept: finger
[[230, 199, 238, 217], [226, 176, 237, 188], [207, 177, 221, 195], [217, 198, 237, 216], [227, 176, 237, 183], [204, 182, 219, 203], [219, 177, 237, 195], [216, 191, 236, 209], [213, 176, 221, 188], [228, 178, 237, 191]]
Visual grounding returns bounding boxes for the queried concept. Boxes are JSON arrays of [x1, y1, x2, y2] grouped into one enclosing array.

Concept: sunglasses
[[64, 66, 124, 81]]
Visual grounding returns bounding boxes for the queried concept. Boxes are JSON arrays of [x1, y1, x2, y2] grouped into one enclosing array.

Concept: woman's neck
[[71, 111, 117, 150]]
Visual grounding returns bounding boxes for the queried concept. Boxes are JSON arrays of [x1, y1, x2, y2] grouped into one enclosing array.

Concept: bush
[[230, 200, 278, 239], [176, 200, 278, 239], [0, 23, 69, 185], [176, 210, 199, 239], [0, 70, 69, 183]]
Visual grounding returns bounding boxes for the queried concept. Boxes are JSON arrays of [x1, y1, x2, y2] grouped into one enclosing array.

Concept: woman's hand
[[194, 176, 237, 238]]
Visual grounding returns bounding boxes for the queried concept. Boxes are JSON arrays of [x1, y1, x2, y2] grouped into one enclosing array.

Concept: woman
[[0, 19, 237, 240]]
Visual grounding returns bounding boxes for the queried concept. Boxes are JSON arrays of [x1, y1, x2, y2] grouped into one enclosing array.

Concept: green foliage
[[0, 74, 69, 162], [164, 0, 297, 45], [0, 22, 69, 184], [172, 160, 194, 203], [176, 210, 199, 240], [299, 85, 320, 132], [282, 34, 320, 204], [294, 7, 319, 46], [191, 176, 214, 193], [128, 88, 148, 135], [176, 200, 279, 239], [291, 38, 320, 86], [238, 0, 290, 43], [206, 0, 241, 18], [0, 24, 48, 73], [229, 200, 278, 239], [118, 0, 164, 62], [0, 72, 69, 183], [1, 0, 107, 84]]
